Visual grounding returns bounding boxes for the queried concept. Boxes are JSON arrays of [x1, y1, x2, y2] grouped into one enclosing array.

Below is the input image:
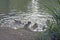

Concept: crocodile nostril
[[24, 21, 31, 30], [31, 23, 38, 30]]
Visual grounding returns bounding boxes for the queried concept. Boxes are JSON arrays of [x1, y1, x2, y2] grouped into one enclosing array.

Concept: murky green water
[[0, 0, 58, 13], [0, 0, 9, 13], [9, 0, 31, 12], [0, 0, 53, 32]]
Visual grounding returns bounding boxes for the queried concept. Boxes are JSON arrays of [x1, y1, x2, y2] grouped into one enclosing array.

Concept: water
[[0, 0, 53, 32], [0, 0, 9, 14]]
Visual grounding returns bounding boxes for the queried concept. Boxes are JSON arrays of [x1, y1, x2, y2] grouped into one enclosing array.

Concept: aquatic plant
[[37, 0, 60, 40]]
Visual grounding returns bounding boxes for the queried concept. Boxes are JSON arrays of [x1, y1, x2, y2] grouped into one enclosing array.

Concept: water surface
[[0, 0, 53, 32]]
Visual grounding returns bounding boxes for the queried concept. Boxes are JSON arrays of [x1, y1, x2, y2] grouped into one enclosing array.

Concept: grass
[[37, 0, 60, 40]]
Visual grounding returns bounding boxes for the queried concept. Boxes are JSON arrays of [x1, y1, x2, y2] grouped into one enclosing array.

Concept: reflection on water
[[0, 0, 53, 32]]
